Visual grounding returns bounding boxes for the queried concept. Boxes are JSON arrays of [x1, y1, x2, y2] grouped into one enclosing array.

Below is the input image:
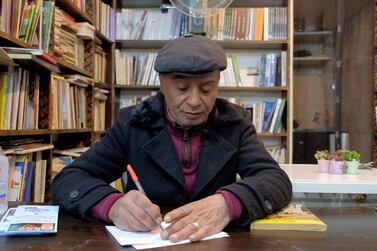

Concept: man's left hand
[[160, 194, 231, 242]]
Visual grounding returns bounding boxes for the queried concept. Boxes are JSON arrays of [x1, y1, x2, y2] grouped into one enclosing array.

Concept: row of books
[[118, 92, 156, 109], [115, 51, 160, 86], [116, 8, 187, 40], [115, 51, 286, 87], [95, 0, 115, 40], [93, 45, 107, 83], [49, 74, 88, 129], [207, 7, 288, 41], [250, 99, 286, 133], [68, 0, 86, 13], [0, 0, 54, 49], [3, 143, 52, 203], [93, 88, 109, 131], [220, 52, 287, 87], [0, 67, 40, 130], [115, 7, 287, 41]]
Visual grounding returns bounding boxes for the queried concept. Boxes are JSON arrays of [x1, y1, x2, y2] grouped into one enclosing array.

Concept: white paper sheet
[[106, 225, 229, 249]]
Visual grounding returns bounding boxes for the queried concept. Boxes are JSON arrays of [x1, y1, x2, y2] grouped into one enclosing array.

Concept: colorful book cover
[[0, 205, 59, 236], [251, 203, 327, 232]]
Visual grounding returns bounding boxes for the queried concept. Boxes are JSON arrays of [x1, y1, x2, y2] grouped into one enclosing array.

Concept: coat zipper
[[182, 129, 191, 168]]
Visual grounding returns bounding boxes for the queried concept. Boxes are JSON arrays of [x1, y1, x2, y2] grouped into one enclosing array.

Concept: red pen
[[127, 164, 145, 195], [126, 164, 165, 230]]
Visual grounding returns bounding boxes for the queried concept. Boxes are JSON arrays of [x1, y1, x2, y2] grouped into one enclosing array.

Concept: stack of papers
[[106, 226, 229, 250], [0, 205, 59, 236]]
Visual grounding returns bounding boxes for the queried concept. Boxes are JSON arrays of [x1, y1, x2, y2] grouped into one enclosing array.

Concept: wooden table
[[281, 164, 377, 194], [1, 207, 377, 250]]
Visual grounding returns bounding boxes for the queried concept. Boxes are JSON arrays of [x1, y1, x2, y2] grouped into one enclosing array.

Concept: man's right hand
[[108, 190, 163, 231]]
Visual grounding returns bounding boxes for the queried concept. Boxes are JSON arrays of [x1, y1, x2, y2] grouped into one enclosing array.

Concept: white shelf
[[281, 164, 377, 194]]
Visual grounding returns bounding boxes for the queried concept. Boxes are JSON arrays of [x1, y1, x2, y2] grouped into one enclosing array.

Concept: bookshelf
[[114, 0, 294, 163], [373, 2, 377, 162], [0, 0, 115, 202]]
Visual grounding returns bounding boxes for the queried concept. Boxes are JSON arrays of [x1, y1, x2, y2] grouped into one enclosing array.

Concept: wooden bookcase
[[114, 0, 294, 163], [0, 0, 115, 201], [373, 0, 377, 165]]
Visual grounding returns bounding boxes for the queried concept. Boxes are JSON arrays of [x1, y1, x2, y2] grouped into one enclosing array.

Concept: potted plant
[[329, 150, 345, 175], [314, 150, 331, 173], [342, 150, 361, 175]]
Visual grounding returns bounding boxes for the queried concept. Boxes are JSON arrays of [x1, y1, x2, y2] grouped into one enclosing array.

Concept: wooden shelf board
[[55, 0, 94, 24], [258, 132, 288, 137], [119, 0, 287, 8], [0, 129, 50, 136], [93, 130, 106, 134], [116, 40, 288, 50], [12, 55, 60, 73], [96, 30, 113, 44], [49, 128, 93, 134], [95, 82, 112, 89], [294, 31, 333, 36], [0, 128, 94, 136], [114, 85, 287, 92], [114, 85, 159, 90], [219, 86, 288, 92], [294, 56, 331, 61], [56, 58, 92, 77], [0, 31, 29, 48]]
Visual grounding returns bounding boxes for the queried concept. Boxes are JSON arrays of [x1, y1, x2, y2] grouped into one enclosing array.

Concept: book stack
[[54, 7, 84, 67], [49, 74, 88, 129], [95, 0, 115, 40]]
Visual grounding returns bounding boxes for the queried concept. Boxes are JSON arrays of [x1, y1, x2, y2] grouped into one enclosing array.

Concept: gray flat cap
[[154, 34, 227, 76]]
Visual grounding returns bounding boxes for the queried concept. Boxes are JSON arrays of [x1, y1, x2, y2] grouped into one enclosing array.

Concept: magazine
[[0, 205, 59, 235]]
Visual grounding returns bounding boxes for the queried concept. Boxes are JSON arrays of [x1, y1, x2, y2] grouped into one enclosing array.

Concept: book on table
[[0, 205, 59, 236], [250, 203, 327, 231]]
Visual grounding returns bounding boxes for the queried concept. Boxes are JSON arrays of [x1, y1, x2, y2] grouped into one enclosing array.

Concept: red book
[[38, 53, 57, 65]]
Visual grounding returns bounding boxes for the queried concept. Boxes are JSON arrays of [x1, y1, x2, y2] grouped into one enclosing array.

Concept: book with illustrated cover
[[0, 205, 59, 235], [250, 203, 327, 232]]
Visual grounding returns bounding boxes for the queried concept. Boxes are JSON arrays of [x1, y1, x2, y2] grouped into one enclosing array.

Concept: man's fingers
[[189, 225, 211, 242], [167, 222, 201, 243], [127, 191, 162, 230], [164, 205, 192, 223]]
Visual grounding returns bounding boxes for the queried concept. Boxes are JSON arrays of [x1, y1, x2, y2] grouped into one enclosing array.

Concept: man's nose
[[187, 89, 201, 107]]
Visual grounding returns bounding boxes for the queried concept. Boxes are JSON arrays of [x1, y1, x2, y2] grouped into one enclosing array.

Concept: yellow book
[[250, 203, 327, 232], [0, 73, 8, 129], [114, 178, 124, 193]]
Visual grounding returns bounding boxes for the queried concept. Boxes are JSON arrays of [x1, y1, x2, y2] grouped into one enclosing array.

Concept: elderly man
[[52, 34, 292, 243]]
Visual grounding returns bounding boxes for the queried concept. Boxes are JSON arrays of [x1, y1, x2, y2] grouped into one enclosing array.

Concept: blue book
[[262, 101, 277, 132], [23, 162, 35, 202], [273, 98, 286, 133]]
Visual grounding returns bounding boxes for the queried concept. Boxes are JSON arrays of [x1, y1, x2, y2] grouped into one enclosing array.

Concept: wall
[[342, 0, 374, 162]]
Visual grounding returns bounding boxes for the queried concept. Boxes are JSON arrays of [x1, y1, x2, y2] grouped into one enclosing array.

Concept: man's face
[[159, 71, 220, 127]]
